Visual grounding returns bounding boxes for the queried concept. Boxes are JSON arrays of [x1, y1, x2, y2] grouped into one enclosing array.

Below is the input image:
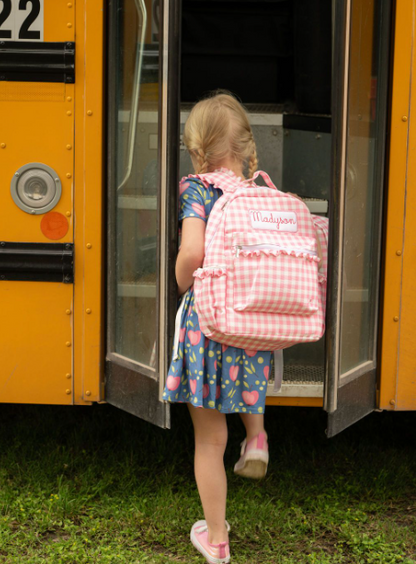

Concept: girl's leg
[[188, 404, 229, 545], [239, 413, 267, 443]]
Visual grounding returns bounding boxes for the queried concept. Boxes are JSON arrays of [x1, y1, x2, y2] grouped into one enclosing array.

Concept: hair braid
[[196, 148, 209, 174], [248, 138, 258, 179]]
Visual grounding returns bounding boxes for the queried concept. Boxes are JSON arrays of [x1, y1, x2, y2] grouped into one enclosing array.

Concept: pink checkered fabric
[[192, 169, 328, 351], [313, 215, 329, 316]]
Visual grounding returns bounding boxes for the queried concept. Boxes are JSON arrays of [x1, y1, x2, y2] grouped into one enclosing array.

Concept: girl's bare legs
[[239, 413, 267, 443], [188, 404, 229, 545]]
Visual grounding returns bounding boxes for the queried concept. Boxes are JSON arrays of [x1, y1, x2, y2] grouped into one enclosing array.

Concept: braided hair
[[183, 91, 258, 178]]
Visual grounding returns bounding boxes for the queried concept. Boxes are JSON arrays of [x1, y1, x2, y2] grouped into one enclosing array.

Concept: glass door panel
[[114, 0, 158, 368], [325, 0, 391, 436], [339, 0, 384, 377]]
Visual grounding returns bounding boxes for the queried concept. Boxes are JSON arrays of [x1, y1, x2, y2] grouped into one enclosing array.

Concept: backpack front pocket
[[193, 265, 228, 334], [233, 243, 319, 315]]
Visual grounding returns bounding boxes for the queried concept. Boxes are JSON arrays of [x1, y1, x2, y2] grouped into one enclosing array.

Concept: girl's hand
[[176, 218, 206, 295], [316, 230, 323, 271], [286, 192, 303, 202]]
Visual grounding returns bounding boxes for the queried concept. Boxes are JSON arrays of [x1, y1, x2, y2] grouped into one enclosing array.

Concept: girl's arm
[[176, 218, 206, 296]]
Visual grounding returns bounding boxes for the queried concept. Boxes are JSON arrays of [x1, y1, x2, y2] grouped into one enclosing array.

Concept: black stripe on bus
[[0, 41, 75, 83], [0, 242, 74, 283]]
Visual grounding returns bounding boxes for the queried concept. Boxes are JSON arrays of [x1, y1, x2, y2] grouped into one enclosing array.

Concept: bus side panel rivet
[[66, 309, 71, 315], [66, 341, 72, 347], [402, 116, 408, 122], [87, 110, 93, 116], [86, 243, 92, 249], [66, 373, 71, 379], [67, 96, 72, 102], [390, 399, 396, 405], [66, 389, 71, 395], [86, 308, 92, 314], [67, 111, 72, 116], [66, 144, 72, 150], [393, 316, 399, 322], [396, 250, 402, 256], [85, 390, 91, 396], [0, 143, 5, 148], [66, 173, 72, 178], [66, 211, 71, 217], [67, 23, 72, 28], [67, 2, 73, 7]]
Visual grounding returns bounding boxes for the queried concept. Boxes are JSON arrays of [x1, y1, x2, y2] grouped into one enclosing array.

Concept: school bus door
[[324, 0, 391, 436], [103, 0, 392, 436], [104, 0, 180, 428]]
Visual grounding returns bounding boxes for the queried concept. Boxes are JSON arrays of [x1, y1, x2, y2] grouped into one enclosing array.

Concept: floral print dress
[[162, 174, 272, 414]]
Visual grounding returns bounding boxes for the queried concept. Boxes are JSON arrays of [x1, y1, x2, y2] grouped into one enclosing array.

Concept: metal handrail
[[117, 0, 148, 191]]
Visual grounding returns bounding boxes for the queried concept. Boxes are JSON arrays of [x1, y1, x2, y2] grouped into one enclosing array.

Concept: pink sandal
[[190, 520, 230, 564], [233, 431, 269, 479]]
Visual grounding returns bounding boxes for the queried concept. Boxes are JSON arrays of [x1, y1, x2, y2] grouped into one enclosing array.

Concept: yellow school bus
[[0, 0, 413, 437]]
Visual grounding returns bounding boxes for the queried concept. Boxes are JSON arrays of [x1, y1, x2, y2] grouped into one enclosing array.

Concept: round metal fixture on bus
[[10, 163, 62, 215]]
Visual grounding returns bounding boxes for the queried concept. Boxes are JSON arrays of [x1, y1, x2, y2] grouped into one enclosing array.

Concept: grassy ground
[[0, 402, 415, 564]]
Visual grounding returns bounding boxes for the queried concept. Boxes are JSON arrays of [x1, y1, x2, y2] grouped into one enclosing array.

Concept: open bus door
[[105, 0, 181, 428], [103, 0, 392, 436], [324, 0, 391, 437]]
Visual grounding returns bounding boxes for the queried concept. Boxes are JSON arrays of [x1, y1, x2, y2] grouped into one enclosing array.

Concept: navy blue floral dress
[[162, 176, 272, 414]]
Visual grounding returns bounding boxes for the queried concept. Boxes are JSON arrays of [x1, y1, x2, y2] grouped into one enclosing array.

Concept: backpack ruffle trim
[[193, 266, 227, 279], [238, 249, 321, 262]]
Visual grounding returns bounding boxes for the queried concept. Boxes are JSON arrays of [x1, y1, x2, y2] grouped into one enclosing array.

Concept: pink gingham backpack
[[192, 168, 328, 351]]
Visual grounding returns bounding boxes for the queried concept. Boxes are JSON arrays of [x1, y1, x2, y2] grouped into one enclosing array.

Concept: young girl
[[162, 92, 272, 564]]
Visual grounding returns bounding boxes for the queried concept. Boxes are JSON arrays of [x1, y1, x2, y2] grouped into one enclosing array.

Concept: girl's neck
[[216, 159, 244, 179]]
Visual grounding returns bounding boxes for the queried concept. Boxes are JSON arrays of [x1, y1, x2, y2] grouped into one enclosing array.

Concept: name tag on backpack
[[249, 210, 298, 232]]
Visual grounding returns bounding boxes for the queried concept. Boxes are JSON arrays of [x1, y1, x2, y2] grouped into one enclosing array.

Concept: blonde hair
[[183, 92, 258, 178]]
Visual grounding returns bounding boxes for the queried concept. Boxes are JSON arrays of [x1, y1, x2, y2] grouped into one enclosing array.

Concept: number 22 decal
[[0, 1, 12, 39], [0, 0, 43, 41]]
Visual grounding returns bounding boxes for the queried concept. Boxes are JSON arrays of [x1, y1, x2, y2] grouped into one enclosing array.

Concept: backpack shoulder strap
[[248, 170, 278, 190]]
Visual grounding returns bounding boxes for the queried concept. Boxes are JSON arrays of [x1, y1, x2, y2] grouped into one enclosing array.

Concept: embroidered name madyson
[[249, 210, 298, 232]]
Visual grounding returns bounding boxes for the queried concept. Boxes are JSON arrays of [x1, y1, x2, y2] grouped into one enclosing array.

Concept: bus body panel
[[0, 0, 104, 406], [0, 281, 73, 404], [379, 0, 416, 411], [73, 0, 105, 405]]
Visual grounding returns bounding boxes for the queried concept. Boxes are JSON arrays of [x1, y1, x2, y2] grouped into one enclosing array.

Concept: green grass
[[0, 402, 415, 563]]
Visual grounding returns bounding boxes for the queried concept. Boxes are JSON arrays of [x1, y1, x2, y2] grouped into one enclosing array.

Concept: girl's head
[[183, 92, 258, 178]]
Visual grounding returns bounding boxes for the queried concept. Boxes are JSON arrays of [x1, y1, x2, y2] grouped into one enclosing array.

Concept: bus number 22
[[0, 0, 43, 41]]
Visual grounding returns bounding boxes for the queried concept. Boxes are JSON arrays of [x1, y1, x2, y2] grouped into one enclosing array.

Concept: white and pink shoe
[[190, 520, 230, 564], [234, 432, 269, 479]]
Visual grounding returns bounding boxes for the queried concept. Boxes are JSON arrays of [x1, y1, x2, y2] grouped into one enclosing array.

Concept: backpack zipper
[[234, 243, 317, 258]]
